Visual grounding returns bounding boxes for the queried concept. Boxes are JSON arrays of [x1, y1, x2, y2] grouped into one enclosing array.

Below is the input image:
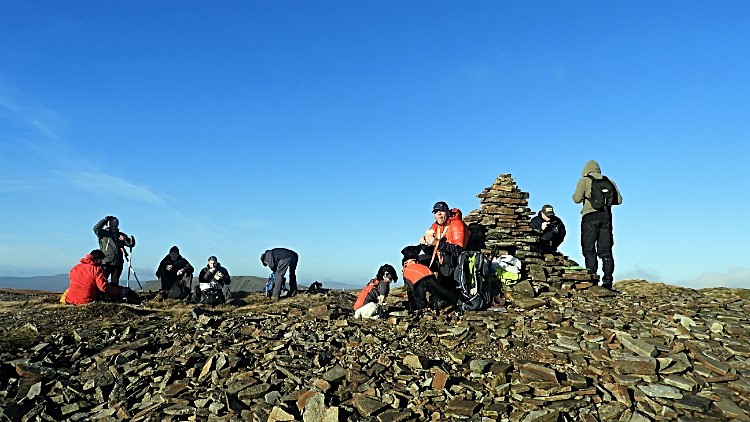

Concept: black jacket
[[530, 213, 566, 245], [199, 264, 231, 286], [155, 254, 194, 283], [262, 248, 298, 271]]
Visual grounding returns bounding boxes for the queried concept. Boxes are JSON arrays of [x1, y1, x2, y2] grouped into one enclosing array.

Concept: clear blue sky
[[1, 1, 748, 289]]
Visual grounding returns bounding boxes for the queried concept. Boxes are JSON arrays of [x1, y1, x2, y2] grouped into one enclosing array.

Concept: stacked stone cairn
[[463, 174, 600, 307]]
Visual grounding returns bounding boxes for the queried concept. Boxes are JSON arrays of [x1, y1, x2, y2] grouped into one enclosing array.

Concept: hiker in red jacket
[[66, 250, 124, 305]]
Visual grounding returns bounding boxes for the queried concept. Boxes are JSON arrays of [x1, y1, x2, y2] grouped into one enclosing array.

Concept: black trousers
[[581, 216, 614, 285], [103, 264, 124, 285]]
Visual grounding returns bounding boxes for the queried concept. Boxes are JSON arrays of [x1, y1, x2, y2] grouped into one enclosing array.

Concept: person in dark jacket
[[530, 204, 566, 251], [93, 216, 135, 284], [260, 248, 298, 300], [195, 256, 233, 304], [155, 246, 194, 299], [572, 160, 623, 289]]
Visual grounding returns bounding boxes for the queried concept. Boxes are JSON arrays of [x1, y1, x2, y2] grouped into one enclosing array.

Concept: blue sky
[[1, 1, 748, 290]]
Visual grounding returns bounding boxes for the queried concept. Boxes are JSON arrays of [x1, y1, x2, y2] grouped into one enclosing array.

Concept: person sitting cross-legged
[[195, 255, 234, 305]]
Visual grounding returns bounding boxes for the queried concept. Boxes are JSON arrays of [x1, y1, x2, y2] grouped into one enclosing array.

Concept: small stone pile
[[463, 173, 599, 296]]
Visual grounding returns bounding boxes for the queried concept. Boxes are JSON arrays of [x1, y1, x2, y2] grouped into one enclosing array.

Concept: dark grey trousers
[[272, 256, 298, 298]]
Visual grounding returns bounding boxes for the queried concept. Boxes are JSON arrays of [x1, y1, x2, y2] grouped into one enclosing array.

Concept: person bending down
[[66, 249, 127, 305]]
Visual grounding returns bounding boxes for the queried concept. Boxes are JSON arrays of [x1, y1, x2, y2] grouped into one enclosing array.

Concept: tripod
[[122, 246, 144, 292]]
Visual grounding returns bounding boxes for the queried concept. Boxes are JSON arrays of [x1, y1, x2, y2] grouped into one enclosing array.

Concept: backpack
[[586, 175, 616, 210], [263, 273, 287, 297], [200, 288, 224, 306], [167, 274, 192, 299], [453, 251, 493, 311]]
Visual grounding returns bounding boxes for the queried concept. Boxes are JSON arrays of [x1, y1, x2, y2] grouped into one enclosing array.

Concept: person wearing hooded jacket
[[66, 249, 125, 305], [572, 160, 623, 289]]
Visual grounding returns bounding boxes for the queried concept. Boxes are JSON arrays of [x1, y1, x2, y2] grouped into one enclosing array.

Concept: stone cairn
[[463, 174, 599, 304]]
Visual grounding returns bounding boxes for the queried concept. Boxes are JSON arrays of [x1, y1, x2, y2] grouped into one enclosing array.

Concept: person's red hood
[[79, 254, 100, 265], [450, 208, 463, 220]]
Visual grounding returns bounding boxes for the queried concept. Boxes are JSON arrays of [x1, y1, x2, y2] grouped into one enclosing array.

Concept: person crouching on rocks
[[65, 249, 128, 305], [195, 255, 234, 305], [353, 264, 398, 319]]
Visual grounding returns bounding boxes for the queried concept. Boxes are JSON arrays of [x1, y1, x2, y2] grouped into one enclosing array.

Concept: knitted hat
[[169, 246, 179, 254]]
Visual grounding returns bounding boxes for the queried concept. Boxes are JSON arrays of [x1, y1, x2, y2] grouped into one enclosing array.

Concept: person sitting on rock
[[353, 264, 398, 319], [65, 249, 127, 305], [195, 255, 234, 305], [530, 204, 566, 251], [155, 246, 194, 300], [419, 201, 469, 290], [401, 245, 458, 313]]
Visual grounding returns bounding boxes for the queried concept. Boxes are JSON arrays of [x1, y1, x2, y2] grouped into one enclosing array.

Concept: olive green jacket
[[572, 160, 623, 216]]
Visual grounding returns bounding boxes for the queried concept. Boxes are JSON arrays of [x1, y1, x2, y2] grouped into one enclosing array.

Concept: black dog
[[401, 246, 457, 313]]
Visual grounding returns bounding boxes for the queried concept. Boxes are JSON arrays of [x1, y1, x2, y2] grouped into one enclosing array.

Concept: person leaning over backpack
[[572, 160, 623, 290], [260, 248, 299, 300]]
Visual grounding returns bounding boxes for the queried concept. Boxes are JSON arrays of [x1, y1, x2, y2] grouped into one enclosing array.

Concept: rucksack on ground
[[586, 175, 616, 210], [263, 273, 287, 297], [167, 274, 192, 299], [200, 288, 224, 306], [453, 251, 494, 311]]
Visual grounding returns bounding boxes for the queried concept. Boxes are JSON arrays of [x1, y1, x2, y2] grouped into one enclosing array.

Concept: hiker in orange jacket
[[419, 201, 469, 285], [401, 245, 457, 313], [353, 264, 398, 319], [65, 250, 124, 305]]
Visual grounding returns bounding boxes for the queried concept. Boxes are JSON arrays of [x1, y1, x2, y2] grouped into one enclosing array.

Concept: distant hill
[[140, 275, 268, 293], [0, 274, 70, 293], [0, 274, 359, 293]]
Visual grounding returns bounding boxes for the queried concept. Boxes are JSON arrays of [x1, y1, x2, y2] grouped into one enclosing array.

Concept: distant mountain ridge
[[0, 274, 359, 293]]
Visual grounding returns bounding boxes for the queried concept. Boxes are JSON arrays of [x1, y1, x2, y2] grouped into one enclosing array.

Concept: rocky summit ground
[[0, 280, 749, 422]]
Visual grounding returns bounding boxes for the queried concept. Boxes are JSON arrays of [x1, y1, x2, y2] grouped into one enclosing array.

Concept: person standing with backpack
[[572, 160, 623, 290]]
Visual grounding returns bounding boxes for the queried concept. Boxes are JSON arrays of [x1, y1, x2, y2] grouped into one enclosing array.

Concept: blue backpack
[[263, 273, 287, 297]]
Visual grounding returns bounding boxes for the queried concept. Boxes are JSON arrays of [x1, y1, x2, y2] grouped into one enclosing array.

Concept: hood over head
[[581, 160, 602, 177]]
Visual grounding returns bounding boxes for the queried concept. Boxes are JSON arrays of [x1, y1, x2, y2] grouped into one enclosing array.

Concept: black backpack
[[453, 251, 493, 311], [586, 175, 616, 210], [200, 289, 225, 306]]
